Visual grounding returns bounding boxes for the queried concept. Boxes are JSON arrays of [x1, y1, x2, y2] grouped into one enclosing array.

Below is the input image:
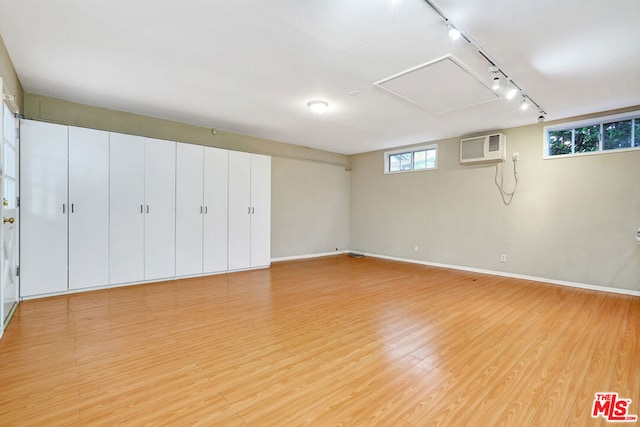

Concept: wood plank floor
[[0, 255, 638, 426]]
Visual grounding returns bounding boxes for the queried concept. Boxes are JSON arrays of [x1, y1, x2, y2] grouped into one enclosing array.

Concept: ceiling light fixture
[[489, 67, 500, 91], [505, 81, 518, 100], [537, 109, 546, 122], [423, 0, 546, 118], [520, 96, 529, 111], [448, 25, 461, 41], [307, 100, 329, 115]]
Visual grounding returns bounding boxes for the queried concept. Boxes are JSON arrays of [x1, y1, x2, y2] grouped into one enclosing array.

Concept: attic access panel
[[374, 55, 499, 114]]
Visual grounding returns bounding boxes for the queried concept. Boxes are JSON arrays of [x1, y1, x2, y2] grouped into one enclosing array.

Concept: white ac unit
[[460, 133, 506, 164]]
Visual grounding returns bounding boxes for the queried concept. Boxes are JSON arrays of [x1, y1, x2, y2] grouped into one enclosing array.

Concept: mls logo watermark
[[592, 392, 638, 422]]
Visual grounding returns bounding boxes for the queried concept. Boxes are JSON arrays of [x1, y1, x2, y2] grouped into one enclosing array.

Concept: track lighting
[[537, 109, 546, 122], [492, 76, 500, 91], [488, 66, 500, 91], [424, 0, 547, 122], [447, 22, 461, 40], [505, 82, 518, 100]]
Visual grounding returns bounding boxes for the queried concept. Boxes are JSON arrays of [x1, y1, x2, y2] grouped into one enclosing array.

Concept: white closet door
[[109, 133, 145, 285], [68, 127, 110, 289], [228, 151, 251, 270], [203, 147, 228, 273], [175, 143, 204, 276], [250, 154, 271, 267], [20, 120, 69, 297], [145, 138, 176, 280]]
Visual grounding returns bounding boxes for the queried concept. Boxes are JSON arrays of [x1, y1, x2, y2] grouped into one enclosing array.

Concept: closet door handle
[[62, 204, 66, 214], [248, 207, 251, 214], [252, 207, 255, 214], [146, 205, 149, 214], [140, 204, 144, 214], [200, 206, 203, 214], [205, 206, 208, 214], [71, 203, 75, 213]]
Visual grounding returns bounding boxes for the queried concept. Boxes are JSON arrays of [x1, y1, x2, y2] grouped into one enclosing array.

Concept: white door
[[20, 120, 69, 297], [228, 151, 251, 270], [250, 154, 271, 267], [144, 138, 176, 280], [175, 143, 204, 276], [2, 97, 19, 328], [203, 147, 228, 273], [109, 133, 145, 285], [68, 127, 110, 289]]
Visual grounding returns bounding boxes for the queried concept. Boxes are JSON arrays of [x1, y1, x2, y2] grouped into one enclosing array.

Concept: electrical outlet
[[500, 254, 507, 263], [414, 245, 419, 252], [512, 152, 520, 161]]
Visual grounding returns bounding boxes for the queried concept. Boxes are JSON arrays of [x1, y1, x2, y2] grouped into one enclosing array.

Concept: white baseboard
[[271, 250, 348, 263], [362, 252, 640, 297]]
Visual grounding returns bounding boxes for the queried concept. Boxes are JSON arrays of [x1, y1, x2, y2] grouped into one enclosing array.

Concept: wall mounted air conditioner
[[460, 133, 506, 164]]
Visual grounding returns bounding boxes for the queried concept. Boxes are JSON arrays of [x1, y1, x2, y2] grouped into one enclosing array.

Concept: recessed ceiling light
[[307, 100, 329, 114]]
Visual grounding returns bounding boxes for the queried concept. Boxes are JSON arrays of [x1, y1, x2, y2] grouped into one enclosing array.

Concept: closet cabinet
[[68, 127, 110, 290], [20, 120, 69, 297], [20, 121, 109, 296], [228, 151, 271, 270], [109, 134, 176, 285], [175, 143, 228, 276], [21, 119, 271, 298]]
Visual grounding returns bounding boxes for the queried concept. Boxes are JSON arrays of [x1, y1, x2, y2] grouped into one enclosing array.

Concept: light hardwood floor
[[0, 256, 638, 426]]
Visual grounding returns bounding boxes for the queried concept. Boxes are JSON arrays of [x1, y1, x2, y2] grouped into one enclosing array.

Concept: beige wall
[[350, 107, 640, 292], [272, 158, 350, 258], [23, 93, 352, 260], [24, 93, 349, 169], [0, 34, 23, 111]]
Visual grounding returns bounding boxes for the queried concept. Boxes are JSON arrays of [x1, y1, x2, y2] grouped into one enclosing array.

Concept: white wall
[[350, 110, 640, 292]]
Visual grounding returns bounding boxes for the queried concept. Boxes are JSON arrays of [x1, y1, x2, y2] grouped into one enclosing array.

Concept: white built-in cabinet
[[21, 121, 110, 297], [176, 143, 229, 276], [20, 120, 69, 296], [228, 151, 271, 270], [68, 127, 110, 290], [203, 147, 229, 273], [109, 133, 176, 284], [20, 119, 270, 298]]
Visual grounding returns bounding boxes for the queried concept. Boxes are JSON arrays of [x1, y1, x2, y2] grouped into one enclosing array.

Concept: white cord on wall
[[494, 158, 518, 206]]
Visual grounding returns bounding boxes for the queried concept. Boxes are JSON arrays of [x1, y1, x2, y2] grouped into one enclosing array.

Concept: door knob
[[3, 217, 14, 224]]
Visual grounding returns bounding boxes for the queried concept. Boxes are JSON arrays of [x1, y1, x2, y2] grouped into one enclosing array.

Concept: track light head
[[492, 76, 500, 91], [520, 96, 529, 111], [447, 21, 461, 40], [537, 109, 546, 122]]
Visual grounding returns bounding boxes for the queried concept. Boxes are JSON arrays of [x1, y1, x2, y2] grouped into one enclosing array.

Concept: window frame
[[543, 110, 640, 159], [384, 143, 438, 174]]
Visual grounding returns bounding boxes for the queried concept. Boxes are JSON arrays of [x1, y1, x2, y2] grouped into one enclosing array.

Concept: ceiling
[[1, 0, 639, 155]]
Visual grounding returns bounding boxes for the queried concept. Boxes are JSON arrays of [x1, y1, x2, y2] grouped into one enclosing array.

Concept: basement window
[[544, 110, 640, 158], [384, 144, 438, 174]]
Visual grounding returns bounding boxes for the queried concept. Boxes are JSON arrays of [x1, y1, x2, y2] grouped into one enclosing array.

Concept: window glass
[[414, 150, 426, 169], [603, 120, 632, 150], [574, 125, 599, 153], [549, 130, 572, 155], [545, 111, 640, 157], [385, 144, 437, 173], [389, 152, 412, 172]]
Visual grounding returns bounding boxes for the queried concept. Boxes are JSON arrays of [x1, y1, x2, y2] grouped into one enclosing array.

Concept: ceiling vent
[[374, 54, 499, 114]]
